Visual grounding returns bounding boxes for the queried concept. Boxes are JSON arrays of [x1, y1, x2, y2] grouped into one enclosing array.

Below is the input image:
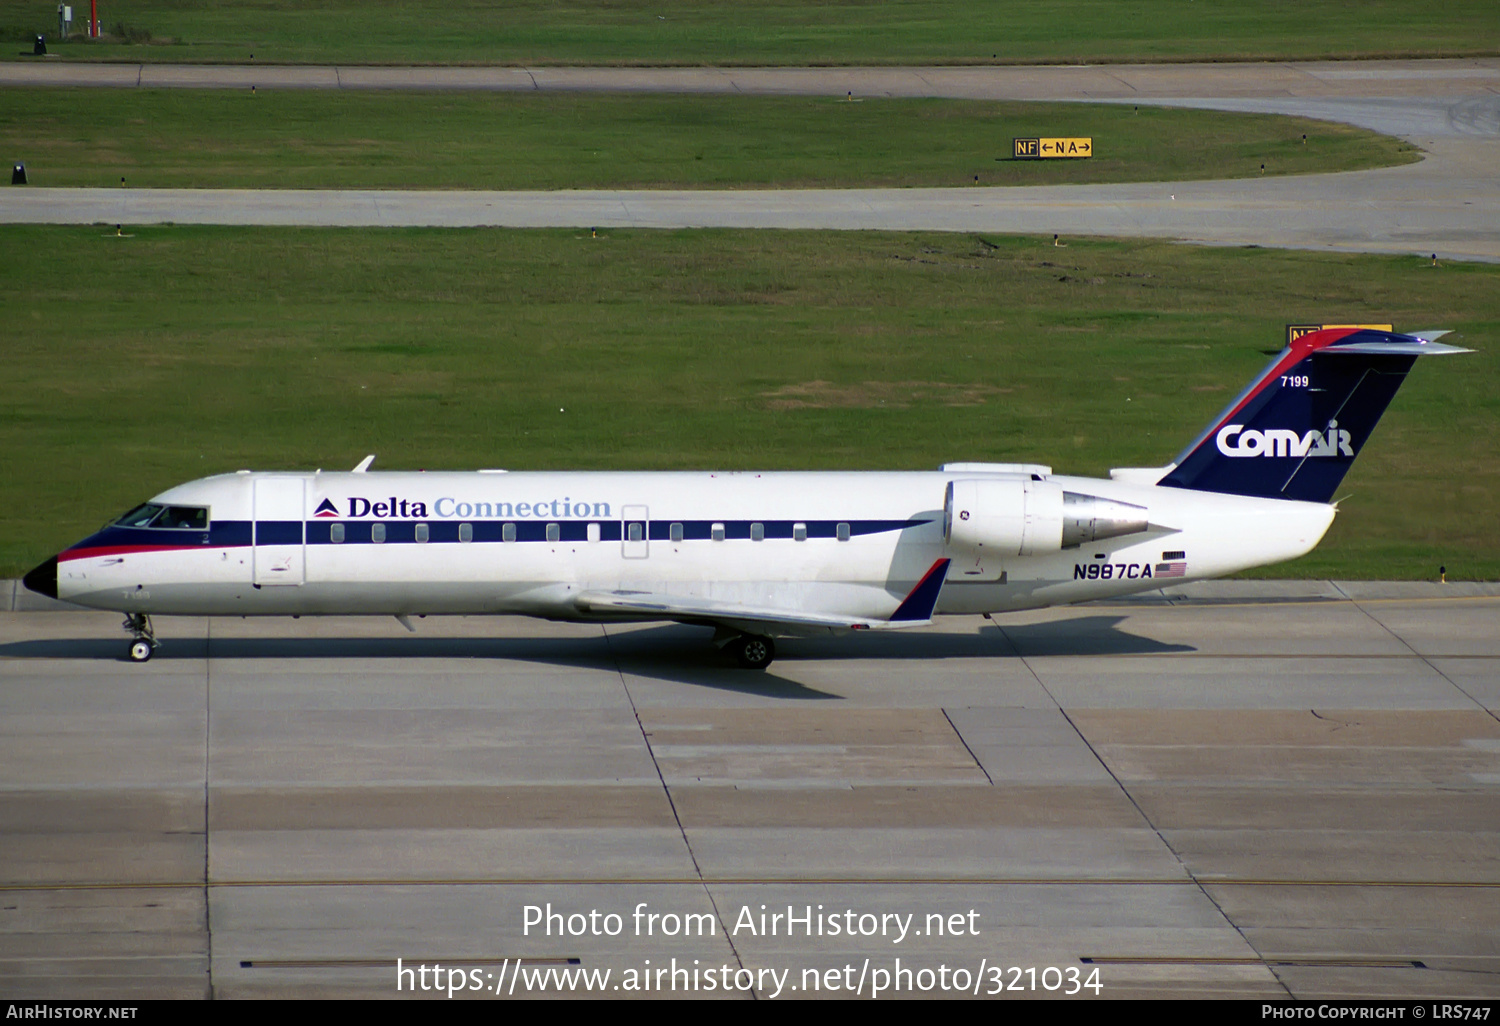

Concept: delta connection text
[[332, 496, 612, 519]]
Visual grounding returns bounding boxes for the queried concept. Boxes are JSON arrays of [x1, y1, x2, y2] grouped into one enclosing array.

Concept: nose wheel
[[122, 613, 158, 662], [731, 634, 775, 670]]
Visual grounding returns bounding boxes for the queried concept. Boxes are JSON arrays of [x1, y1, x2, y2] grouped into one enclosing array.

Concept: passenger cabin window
[[836, 522, 851, 542], [459, 522, 473, 543], [669, 522, 684, 543], [711, 523, 725, 542], [587, 523, 601, 543], [750, 522, 764, 542], [330, 523, 346, 544], [627, 522, 643, 543], [502, 523, 516, 543], [546, 523, 560, 543], [793, 523, 807, 542], [371, 523, 386, 544], [415, 523, 429, 544]]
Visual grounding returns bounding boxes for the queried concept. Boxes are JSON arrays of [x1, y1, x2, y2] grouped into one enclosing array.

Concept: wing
[[574, 558, 951, 637]]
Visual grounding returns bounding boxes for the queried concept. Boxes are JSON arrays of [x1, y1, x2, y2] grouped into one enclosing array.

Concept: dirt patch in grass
[[763, 380, 1012, 409]]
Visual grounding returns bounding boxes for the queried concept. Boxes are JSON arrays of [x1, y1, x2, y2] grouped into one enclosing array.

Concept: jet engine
[[944, 478, 1150, 569]]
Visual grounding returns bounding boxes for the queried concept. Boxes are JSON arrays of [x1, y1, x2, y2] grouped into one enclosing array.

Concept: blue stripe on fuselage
[[304, 518, 929, 544], [71, 517, 930, 551]]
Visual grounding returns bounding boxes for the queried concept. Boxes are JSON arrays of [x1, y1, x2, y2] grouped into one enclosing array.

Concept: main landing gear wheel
[[733, 634, 775, 670], [122, 613, 157, 662]]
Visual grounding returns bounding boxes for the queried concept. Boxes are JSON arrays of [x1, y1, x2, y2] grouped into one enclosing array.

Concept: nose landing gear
[[123, 613, 157, 662]]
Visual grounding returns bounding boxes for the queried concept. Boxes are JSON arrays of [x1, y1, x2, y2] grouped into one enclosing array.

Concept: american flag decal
[[1155, 561, 1187, 578]]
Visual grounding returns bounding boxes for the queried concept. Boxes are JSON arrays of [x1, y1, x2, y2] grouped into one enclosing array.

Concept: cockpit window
[[115, 503, 164, 528], [159, 506, 209, 530], [114, 503, 209, 530]]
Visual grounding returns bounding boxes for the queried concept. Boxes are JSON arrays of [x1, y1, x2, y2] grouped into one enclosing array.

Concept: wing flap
[[574, 559, 952, 635]]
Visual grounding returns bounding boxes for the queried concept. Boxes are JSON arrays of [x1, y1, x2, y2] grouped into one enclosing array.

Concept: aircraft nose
[[22, 556, 58, 600]]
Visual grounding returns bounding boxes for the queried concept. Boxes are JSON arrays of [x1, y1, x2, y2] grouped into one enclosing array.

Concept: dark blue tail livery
[[1158, 328, 1468, 503]]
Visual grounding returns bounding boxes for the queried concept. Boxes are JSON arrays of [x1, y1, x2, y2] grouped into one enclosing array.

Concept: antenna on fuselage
[[352, 454, 376, 473]]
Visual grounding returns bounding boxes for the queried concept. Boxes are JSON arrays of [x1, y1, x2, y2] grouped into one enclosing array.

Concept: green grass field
[[0, 90, 1416, 189], [4, 0, 1497, 65], [1, 225, 1494, 580]]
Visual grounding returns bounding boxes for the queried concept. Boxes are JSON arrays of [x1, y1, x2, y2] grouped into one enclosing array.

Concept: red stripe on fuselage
[[59, 544, 224, 562]]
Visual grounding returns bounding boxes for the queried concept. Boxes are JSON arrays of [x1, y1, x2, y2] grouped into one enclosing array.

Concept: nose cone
[[22, 556, 58, 600]]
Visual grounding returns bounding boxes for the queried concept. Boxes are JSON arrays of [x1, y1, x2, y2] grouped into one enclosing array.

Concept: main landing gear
[[123, 613, 157, 662], [729, 634, 775, 670]]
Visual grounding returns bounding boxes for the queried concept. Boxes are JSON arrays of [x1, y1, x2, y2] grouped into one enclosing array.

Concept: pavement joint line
[[997, 618, 1295, 996], [600, 622, 750, 985], [203, 617, 215, 999], [942, 707, 993, 785], [237, 957, 580, 969], [1008, 653, 1494, 659], [1, 651, 1495, 663], [1343, 594, 1500, 725], [7, 878, 1496, 891]]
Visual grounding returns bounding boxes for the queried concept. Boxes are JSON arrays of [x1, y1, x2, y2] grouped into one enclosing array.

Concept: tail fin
[[1157, 328, 1469, 503]]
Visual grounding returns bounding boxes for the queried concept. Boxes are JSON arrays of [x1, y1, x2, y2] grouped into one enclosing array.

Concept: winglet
[[890, 559, 951, 622], [352, 454, 376, 473]]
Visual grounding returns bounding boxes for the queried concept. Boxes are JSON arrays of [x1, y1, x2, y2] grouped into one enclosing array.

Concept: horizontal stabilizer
[[1313, 340, 1470, 356]]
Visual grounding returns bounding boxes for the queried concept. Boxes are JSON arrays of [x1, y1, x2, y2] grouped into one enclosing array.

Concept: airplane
[[22, 327, 1468, 669]]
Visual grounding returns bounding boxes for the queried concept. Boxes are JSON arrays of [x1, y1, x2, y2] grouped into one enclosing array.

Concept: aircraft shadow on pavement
[[0, 615, 1190, 695], [994, 616, 1195, 657], [0, 630, 842, 698]]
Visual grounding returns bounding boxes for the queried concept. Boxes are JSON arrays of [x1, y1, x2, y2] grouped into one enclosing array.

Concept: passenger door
[[253, 477, 306, 585], [621, 505, 649, 559]]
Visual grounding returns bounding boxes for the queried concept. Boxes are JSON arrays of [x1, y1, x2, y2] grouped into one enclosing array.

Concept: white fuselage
[[55, 468, 1335, 626]]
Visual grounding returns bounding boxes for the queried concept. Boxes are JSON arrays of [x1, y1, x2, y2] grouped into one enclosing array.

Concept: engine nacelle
[[945, 477, 1064, 559], [945, 478, 1151, 575]]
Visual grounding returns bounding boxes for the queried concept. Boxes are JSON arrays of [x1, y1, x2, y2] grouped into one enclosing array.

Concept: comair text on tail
[[22, 327, 1470, 669]]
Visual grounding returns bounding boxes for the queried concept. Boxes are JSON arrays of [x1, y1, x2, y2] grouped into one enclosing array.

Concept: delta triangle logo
[[313, 498, 340, 518]]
